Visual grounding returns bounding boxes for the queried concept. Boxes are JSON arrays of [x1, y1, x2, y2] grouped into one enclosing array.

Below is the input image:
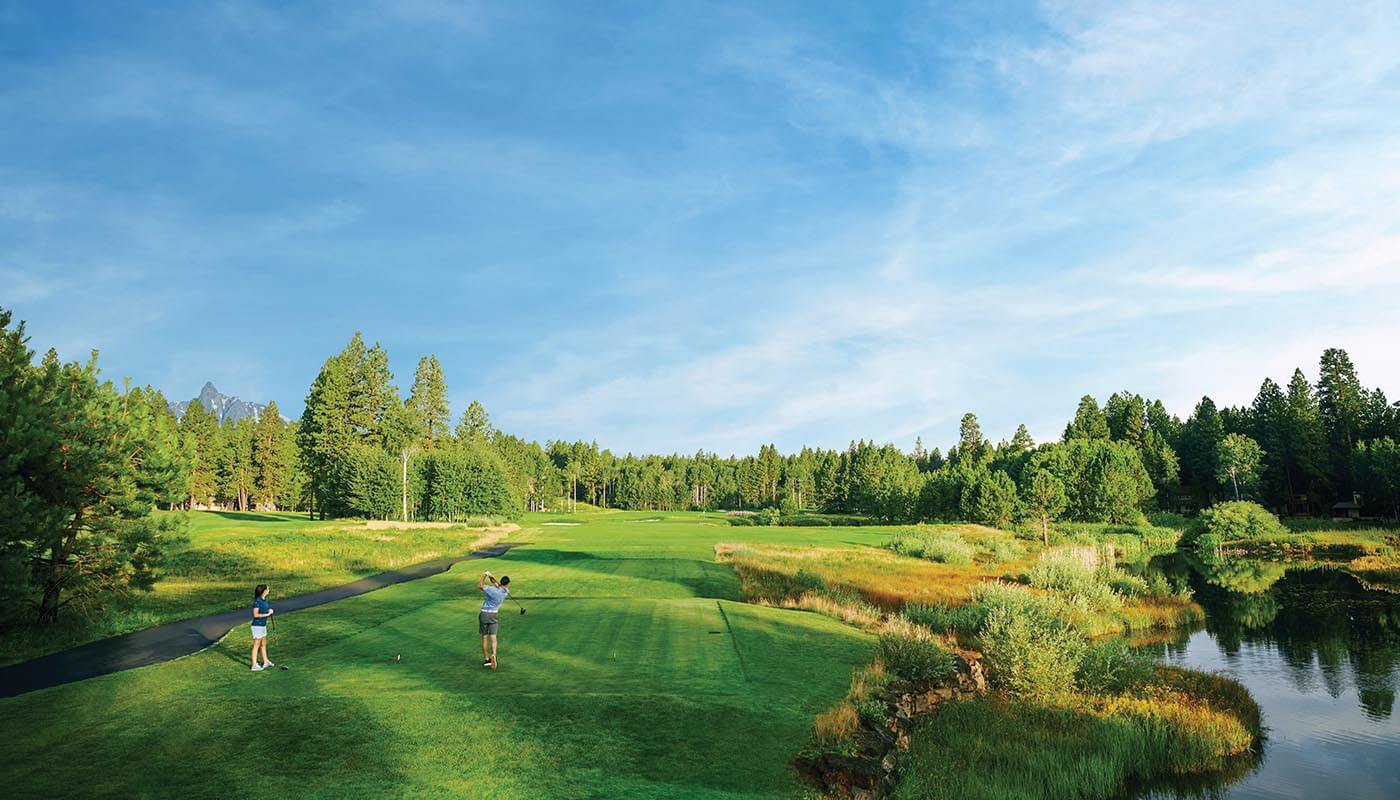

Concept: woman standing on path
[[250, 584, 275, 671]]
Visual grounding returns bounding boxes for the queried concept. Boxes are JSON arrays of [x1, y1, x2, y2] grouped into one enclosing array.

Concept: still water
[[1139, 564, 1400, 799]]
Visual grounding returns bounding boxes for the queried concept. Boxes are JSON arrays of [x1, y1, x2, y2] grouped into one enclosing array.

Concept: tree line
[[4, 303, 1399, 626]]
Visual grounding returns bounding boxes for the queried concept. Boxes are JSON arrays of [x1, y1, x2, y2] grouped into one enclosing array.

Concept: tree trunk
[[1231, 468, 1240, 501], [38, 511, 82, 625], [401, 450, 409, 523], [1041, 516, 1049, 547]]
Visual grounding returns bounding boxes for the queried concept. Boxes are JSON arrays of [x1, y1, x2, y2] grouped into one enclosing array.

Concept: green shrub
[[974, 582, 1087, 700], [1027, 556, 1097, 593], [755, 508, 781, 526], [792, 569, 826, 592], [1076, 639, 1154, 693], [886, 532, 926, 557], [1146, 510, 1192, 530], [1026, 551, 1122, 610], [883, 529, 976, 565], [1195, 533, 1224, 559], [983, 537, 1026, 563], [856, 698, 887, 728], [1145, 572, 1173, 598], [1194, 501, 1287, 542], [726, 516, 756, 527], [903, 601, 988, 634], [878, 631, 958, 683], [1103, 569, 1148, 598]]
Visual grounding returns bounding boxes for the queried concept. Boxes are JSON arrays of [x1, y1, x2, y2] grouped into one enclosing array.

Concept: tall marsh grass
[[893, 670, 1261, 800]]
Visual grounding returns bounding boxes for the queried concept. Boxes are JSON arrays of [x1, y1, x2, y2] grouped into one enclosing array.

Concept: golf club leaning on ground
[[269, 615, 289, 670]]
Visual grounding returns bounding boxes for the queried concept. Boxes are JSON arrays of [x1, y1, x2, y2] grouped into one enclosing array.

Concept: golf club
[[269, 615, 289, 670], [487, 570, 526, 614]]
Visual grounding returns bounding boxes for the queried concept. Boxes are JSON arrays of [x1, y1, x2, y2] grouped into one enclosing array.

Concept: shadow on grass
[[202, 510, 304, 523], [499, 548, 742, 601], [0, 658, 408, 797], [379, 605, 863, 797]]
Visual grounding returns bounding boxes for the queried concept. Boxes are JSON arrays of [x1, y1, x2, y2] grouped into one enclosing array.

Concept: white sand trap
[[542, 521, 581, 526]]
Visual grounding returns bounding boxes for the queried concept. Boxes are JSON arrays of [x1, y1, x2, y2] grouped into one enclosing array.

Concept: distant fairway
[[0, 511, 884, 798]]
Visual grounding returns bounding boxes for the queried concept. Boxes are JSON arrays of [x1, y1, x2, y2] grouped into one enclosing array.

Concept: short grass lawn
[[0, 511, 878, 798]]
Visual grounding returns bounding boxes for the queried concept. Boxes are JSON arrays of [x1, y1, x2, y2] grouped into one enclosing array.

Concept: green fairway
[[0, 511, 882, 798]]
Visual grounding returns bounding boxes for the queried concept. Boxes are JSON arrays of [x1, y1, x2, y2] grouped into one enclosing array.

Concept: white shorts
[[251, 625, 267, 640]]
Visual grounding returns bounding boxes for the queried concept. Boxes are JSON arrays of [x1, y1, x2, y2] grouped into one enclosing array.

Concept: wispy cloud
[[4, 1, 1399, 454]]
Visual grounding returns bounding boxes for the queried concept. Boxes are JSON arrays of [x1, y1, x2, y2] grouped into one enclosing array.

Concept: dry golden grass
[[811, 660, 894, 748], [717, 541, 1024, 609], [778, 593, 884, 628], [848, 659, 888, 703], [813, 702, 861, 746]]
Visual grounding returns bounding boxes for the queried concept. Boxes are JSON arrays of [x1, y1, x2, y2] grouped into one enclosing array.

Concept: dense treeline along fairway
[[0, 511, 878, 799]]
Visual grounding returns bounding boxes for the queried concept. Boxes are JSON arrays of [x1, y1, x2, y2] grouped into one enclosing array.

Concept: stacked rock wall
[[793, 651, 987, 799]]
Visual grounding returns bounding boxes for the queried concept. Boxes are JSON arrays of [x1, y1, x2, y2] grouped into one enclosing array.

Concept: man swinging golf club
[[478, 570, 511, 669]]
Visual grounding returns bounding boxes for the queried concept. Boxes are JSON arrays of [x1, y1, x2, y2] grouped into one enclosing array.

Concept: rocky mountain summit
[[168, 381, 268, 424]]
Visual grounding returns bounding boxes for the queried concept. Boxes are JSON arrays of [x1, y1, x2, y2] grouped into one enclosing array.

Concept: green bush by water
[[974, 582, 1086, 700], [878, 631, 958, 683], [902, 601, 988, 634], [1192, 501, 1287, 543], [1076, 639, 1154, 693]]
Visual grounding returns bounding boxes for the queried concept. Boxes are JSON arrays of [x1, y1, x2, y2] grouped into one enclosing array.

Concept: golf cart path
[[0, 543, 514, 698]]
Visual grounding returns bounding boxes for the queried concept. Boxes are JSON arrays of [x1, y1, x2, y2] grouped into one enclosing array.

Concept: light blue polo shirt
[[482, 585, 509, 613]]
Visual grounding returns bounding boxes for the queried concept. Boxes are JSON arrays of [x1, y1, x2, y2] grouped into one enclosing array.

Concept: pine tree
[[1281, 369, 1329, 512], [1179, 397, 1224, 506], [1009, 424, 1035, 452], [218, 418, 256, 512], [1064, 395, 1111, 441], [0, 311, 186, 624], [955, 413, 991, 465], [1105, 392, 1147, 448], [1251, 378, 1289, 509], [298, 333, 398, 517], [457, 400, 493, 444], [1317, 348, 1365, 497], [180, 398, 219, 508], [252, 402, 290, 510], [1022, 469, 1067, 546], [409, 355, 450, 449]]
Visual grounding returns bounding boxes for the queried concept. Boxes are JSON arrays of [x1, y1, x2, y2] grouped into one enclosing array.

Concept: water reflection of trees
[[1161, 556, 1400, 721]]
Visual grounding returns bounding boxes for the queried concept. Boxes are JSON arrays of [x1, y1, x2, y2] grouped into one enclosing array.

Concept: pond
[[1135, 560, 1400, 799]]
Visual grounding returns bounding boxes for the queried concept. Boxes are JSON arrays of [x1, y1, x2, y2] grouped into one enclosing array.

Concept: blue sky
[[4, 1, 1400, 455]]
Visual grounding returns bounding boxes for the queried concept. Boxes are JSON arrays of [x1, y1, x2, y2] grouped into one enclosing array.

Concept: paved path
[[0, 543, 513, 698]]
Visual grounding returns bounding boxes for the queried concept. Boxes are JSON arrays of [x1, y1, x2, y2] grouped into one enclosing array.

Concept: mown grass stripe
[[715, 601, 750, 682]]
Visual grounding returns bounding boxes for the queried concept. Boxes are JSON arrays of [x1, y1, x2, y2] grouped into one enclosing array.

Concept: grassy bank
[[0, 510, 511, 666], [717, 523, 1257, 800], [893, 667, 1261, 800], [1194, 521, 1400, 593]]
